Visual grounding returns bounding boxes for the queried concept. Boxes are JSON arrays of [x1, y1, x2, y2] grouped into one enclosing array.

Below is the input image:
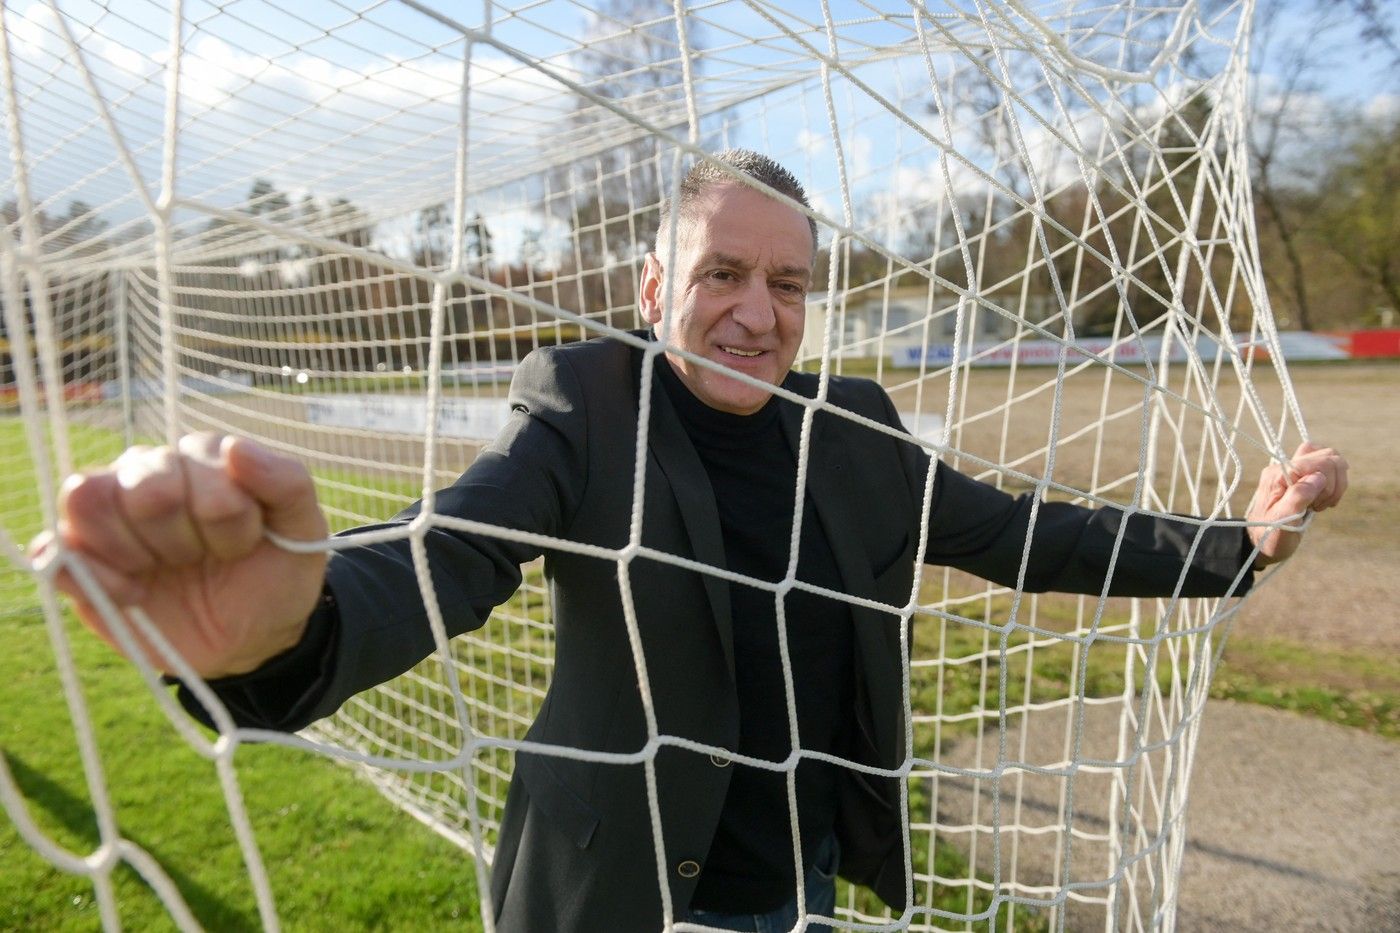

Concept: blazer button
[[676, 860, 701, 879], [709, 754, 731, 767]]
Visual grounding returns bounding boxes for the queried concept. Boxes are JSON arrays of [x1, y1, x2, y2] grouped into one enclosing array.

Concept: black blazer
[[198, 335, 1252, 931]]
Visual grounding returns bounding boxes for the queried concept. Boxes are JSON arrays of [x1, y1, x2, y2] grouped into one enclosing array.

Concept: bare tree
[[1314, 118, 1400, 318], [1247, 0, 1398, 330], [545, 0, 705, 329]]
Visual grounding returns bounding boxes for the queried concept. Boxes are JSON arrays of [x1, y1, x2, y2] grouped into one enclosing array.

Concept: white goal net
[[2, 0, 1311, 930]]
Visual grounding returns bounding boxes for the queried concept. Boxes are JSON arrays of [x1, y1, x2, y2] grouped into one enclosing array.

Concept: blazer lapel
[[639, 355, 736, 682]]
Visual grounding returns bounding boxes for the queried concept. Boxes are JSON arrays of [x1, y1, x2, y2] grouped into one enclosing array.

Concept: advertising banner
[[304, 394, 512, 441], [892, 331, 1352, 368]]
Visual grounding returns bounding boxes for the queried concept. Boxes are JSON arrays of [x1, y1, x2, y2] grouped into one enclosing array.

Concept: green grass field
[[0, 419, 479, 931], [2, 406, 1396, 930], [0, 612, 481, 932]]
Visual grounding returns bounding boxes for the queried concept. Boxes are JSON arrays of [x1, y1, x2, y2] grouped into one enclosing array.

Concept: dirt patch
[[883, 361, 1400, 654]]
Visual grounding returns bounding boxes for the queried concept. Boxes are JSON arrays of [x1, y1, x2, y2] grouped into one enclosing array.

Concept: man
[[46, 151, 1346, 931]]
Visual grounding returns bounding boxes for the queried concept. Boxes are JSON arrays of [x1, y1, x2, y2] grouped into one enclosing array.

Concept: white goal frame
[[1, 1, 1312, 930]]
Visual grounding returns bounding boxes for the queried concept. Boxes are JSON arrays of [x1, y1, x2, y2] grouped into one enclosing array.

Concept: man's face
[[640, 183, 813, 415]]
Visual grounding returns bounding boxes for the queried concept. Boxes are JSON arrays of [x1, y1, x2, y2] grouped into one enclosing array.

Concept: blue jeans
[[685, 834, 840, 932]]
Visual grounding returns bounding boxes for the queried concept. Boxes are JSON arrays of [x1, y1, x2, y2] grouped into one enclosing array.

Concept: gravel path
[[933, 701, 1399, 931], [1175, 701, 1400, 931]]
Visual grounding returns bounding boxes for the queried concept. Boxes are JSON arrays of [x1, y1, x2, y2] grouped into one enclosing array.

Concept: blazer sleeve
[[874, 387, 1255, 599], [177, 345, 592, 732]]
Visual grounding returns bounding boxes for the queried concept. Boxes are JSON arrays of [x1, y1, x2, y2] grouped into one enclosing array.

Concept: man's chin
[[702, 373, 777, 415]]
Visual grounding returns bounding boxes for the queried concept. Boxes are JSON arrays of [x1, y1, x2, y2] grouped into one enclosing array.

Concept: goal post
[[2, 1, 1309, 930]]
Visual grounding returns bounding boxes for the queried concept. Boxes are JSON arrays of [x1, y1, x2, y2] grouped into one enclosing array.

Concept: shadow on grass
[[3, 750, 257, 931]]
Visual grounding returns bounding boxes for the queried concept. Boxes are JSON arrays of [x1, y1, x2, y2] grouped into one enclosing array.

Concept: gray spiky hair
[[655, 148, 818, 257]]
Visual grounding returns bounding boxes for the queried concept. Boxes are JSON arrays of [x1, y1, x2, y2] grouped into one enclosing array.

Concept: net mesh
[[2, 1, 1309, 930]]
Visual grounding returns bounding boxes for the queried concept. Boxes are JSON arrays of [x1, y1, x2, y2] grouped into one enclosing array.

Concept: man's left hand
[[1245, 441, 1348, 567]]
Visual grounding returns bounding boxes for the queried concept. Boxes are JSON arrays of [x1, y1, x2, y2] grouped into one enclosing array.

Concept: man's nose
[[729, 279, 776, 334]]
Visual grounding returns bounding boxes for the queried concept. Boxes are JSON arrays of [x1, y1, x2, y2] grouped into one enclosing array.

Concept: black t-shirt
[[656, 357, 855, 913]]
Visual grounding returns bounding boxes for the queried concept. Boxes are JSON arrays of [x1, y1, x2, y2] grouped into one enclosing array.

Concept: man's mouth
[[721, 346, 763, 358]]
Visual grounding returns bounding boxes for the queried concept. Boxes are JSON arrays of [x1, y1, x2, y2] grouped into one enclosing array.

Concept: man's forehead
[[675, 183, 815, 264]]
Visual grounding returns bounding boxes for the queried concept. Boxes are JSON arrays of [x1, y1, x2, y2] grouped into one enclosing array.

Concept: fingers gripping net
[[2, 1, 1306, 930]]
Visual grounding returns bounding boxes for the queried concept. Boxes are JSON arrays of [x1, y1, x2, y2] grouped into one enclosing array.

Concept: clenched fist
[[34, 433, 329, 679]]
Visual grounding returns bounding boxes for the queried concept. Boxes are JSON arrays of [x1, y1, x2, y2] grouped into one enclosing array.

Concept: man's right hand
[[35, 433, 329, 680]]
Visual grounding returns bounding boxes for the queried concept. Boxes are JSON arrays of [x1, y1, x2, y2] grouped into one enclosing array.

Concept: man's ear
[[639, 252, 664, 326]]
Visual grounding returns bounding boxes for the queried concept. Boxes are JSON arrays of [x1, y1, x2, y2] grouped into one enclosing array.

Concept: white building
[[800, 281, 1059, 366]]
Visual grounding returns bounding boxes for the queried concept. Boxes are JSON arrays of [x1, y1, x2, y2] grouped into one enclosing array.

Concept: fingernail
[[229, 437, 269, 467], [182, 435, 225, 468]]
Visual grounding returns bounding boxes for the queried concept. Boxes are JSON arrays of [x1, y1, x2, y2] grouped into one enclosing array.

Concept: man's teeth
[[722, 347, 762, 357]]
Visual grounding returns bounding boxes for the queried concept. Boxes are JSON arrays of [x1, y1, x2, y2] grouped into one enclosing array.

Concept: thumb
[[223, 437, 328, 542], [1271, 471, 1327, 521]]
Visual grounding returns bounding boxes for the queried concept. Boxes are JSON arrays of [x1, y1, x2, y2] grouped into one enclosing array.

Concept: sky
[[2, 0, 1394, 265]]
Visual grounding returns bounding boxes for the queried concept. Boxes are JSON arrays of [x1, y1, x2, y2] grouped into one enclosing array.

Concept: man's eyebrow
[[699, 250, 753, 269], [771, 263, 812, 281], [700, 251, 811, 281]]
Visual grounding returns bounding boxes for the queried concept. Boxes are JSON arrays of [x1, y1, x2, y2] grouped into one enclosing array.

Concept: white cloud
[[846, 131, 874, 180], [9, 0, 1392, 268], [2, 0, 582, 238], [1363, 94, 1398, 123], [795, 127, 828, 157]]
